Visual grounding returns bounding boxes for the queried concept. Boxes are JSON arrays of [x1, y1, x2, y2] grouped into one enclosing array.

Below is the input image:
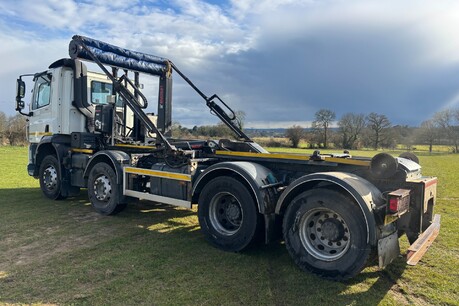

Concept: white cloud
[[2, 0, 459, 127], [12, 0, 79, 30], [0, 28, 68, 114]]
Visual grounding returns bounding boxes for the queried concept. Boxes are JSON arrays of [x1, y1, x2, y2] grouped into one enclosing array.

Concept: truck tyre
[[283, 188, 370, 280], [88, 162, 126, 215], [39, 155, 66, 200], [198, 176, 262, 252]]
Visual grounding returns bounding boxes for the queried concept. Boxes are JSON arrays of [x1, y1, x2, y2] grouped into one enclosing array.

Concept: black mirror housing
[[16, 78, 26, 110], [16, 78, 25, 98]]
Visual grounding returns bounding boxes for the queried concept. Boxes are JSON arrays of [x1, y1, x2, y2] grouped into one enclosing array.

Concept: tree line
[[3, 107, 459, 153], [285, 108, 459, 152], [285, 110, 392, 150]]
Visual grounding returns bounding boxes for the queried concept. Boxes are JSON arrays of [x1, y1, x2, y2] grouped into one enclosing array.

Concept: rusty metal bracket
[[406, 214, 441, 265]]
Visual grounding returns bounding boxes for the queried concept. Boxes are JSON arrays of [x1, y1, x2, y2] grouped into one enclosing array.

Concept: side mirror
[[16, 78, 26, 110]]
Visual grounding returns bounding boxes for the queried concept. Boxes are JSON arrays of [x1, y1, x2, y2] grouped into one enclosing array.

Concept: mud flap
[[378, 231, 400, 268], [407, 214, 441, 266]]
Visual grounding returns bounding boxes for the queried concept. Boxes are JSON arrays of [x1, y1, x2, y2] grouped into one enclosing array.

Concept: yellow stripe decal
[[29, 132, 53, 137], [322, 157, 370, 166], [125, 167, 191, 181], [215, 150, 370, 167], [115, 144, 155, 149], [71, 148, 94, 154]]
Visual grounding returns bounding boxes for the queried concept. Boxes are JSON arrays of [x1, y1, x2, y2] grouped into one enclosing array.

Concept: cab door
[[28, 72, 56, 144]]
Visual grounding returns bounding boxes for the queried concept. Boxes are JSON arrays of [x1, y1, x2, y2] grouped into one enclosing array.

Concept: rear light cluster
[[389, 197, 399, 212], [387, 189, 411, 215]]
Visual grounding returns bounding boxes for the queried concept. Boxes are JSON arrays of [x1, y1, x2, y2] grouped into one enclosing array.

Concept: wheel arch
[[192, 161, 277, 214], [34, 135, 71, 177], [84, 150, 130, 185], [275, 172, 383, 245]]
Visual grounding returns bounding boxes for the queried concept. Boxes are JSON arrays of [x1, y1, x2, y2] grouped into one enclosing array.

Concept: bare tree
[[234, 110, 246, 130], [416, 120, 439, 153], [366, 112, 391, 149], [312, 109, 336, 148], [337, 113, 365, 149], [285, 125, 304, 148], [390, 125, 414, 150], [6, 114, 27, 146], [0, 111, 6, 145], [434, 109, 459, 152]]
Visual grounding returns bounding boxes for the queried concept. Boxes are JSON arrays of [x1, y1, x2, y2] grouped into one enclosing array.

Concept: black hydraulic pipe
[[69, 35, 168, 76]]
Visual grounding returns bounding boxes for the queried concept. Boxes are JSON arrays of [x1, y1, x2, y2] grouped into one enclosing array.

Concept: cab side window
[[32, 76, 51, 110], [91, 81, 113, 105]]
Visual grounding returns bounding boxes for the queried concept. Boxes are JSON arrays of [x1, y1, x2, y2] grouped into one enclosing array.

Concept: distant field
[[267, 146, 452, 157], [252, 136, 454, 154], [0, 146, 458, 305]]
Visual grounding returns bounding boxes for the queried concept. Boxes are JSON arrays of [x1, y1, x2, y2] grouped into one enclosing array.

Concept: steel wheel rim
[[43, 165, 58, 191], [209, 192, 243, 236], [94, 175, 112, 201], [299, 208, 351, 261]]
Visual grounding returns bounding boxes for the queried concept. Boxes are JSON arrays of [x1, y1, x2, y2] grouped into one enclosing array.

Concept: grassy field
[[0, 146, 458, 305]]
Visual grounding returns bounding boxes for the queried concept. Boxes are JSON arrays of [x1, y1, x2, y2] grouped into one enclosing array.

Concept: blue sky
[[1, 0, 459, 128]]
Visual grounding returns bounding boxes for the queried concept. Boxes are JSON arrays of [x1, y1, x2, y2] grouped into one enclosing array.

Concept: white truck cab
[[26, 62, 133, 144]]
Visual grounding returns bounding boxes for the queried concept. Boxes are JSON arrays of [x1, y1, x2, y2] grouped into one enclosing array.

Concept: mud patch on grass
[[390, 283, 431, 306], [68, 210, 104, 223], [0, 225, 115, 271]]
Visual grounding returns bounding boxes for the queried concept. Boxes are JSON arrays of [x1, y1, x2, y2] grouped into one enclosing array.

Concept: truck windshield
[[32, 75, 51, 110]]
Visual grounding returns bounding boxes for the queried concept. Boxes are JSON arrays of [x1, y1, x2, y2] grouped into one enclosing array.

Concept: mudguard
[[33, 135, 80, 197], [84, 150, 130, 185], [33, 134, 71, 176], [192, 161, 278, 214], [275, 172, 384, 245]]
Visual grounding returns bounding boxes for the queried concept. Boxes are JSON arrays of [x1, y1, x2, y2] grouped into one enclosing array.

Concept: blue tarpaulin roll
[[69, 35, 169, 76]]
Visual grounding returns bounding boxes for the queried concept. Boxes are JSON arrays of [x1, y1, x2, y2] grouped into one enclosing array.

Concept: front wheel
[[39, 155, 66, 200], [87, 162, 126, 215], [198, 176, 262, 252], [283, 188, 371, 280]]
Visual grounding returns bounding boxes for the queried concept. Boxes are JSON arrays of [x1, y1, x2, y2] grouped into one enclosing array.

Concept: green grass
[[0, 146, 458, 305]]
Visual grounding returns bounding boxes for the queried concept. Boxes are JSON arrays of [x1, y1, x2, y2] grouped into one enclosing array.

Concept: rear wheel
[[88, 162, 126, 215], [283, 188, 370, 280], [39, 155, 66, 200], [198, 176, 262, 252]]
